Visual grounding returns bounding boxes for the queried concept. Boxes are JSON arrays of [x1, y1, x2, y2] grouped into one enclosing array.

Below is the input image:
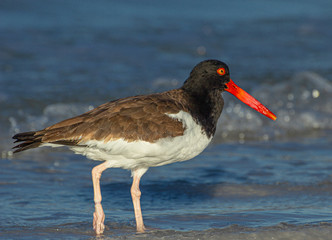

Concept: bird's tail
[[12, 131, 44, 153]]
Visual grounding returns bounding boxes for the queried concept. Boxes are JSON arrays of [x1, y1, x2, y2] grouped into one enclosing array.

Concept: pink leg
[[131, 168, 148, 233], [91, 162, 109, 235]]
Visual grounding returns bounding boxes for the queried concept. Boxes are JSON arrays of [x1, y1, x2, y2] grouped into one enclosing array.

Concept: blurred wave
[[215, 71, 332, 142]]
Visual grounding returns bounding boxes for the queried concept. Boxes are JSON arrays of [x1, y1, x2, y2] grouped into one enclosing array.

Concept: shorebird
[[13, 60, 276, 235]]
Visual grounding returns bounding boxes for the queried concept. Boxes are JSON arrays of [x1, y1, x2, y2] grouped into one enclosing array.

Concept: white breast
[[70, 111, 212, 170]]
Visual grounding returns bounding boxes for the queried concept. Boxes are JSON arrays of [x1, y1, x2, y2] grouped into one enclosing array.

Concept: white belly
[[70, 111, 212, 170]]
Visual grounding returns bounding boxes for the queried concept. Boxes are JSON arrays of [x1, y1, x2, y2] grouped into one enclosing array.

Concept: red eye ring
[[217, 67, 226, 76]]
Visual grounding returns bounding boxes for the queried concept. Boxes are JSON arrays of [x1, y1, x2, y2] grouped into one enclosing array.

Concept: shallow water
[[1, 0, 332, 239], [1, 140, 332, 239]]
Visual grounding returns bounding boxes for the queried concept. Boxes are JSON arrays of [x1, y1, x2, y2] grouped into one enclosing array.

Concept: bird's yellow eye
[[217, 67, 226, 76]]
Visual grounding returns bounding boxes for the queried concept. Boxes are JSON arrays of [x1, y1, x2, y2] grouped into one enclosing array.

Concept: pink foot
[[136, 225, 146, 233], [93, 203, 105, 235]]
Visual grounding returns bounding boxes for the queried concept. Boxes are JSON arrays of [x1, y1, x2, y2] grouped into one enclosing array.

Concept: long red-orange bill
[[225, 79, 277, 120]]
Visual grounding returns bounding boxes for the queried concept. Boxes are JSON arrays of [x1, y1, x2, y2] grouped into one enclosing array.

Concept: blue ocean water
[[1, 0, 332, 239]]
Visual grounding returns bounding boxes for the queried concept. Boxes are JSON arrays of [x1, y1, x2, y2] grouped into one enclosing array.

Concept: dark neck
[[181, 86, 224, 138]]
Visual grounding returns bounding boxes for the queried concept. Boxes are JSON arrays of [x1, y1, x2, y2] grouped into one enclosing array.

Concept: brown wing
[[13, 89, 188, 152]]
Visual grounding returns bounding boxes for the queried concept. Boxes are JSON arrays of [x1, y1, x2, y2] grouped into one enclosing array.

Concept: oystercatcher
[[13, 60, 276, 235]]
